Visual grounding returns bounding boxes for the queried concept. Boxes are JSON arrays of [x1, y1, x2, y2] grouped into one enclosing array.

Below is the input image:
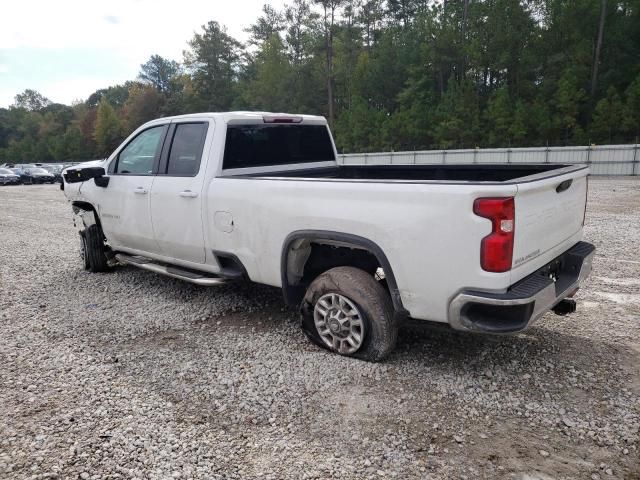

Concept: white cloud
[[0, 0, 288, 106], [0, 0, 286, 55], [46, 76, 131, 105]]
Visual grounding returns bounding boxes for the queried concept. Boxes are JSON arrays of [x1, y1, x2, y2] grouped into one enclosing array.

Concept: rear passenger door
[[149, 121, 210, 264]]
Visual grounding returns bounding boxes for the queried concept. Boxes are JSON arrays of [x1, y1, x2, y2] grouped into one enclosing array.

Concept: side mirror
[[63, 166, 108, 186], [94, 176, 110, 187]]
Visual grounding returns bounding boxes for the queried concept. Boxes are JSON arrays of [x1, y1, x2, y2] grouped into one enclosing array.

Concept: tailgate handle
[[556, 179, 573, 193]]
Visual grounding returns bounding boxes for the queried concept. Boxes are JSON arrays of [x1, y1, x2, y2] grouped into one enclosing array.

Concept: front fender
[[72, 206, 97, 233]]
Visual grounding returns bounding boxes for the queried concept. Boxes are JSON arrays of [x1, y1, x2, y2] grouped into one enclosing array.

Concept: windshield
[[30, 168, 49, 174]]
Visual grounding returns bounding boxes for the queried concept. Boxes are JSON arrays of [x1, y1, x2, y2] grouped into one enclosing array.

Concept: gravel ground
[[0, 178, 638, 480]]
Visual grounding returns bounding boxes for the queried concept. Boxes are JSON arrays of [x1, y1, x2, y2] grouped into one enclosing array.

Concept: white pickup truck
[[63, 112, 594, 361]]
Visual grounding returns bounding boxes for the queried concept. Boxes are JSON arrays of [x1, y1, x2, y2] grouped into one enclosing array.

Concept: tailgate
[[512, 167, 589, 276]]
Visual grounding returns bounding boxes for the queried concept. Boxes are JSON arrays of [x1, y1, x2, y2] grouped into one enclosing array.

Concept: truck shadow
[[393, 318, 609, 369], [109, 264, 616, 375]]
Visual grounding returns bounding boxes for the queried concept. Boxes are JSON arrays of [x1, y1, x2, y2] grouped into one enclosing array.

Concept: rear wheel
[[301, 266, 397, 362], [82, 224, 110, 272]]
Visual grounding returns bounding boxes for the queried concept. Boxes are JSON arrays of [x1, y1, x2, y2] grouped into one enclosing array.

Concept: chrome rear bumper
[[449, 242, 595, 333]]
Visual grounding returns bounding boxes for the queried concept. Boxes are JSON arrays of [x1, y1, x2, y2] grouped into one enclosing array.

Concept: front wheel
[[301, 266, 397, 362], [81, 224, 110, 272]]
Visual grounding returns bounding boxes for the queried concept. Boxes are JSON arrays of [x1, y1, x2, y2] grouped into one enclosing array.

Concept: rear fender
[[281, 230, 408, 317]]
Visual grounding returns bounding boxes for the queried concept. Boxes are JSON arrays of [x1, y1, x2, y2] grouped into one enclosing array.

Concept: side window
[[114, 126, 165, 175], [165, 123, 207, 176]]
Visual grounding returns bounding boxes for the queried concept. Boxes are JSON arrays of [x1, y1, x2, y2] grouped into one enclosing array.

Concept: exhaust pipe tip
[[553, 299, 577, 316]]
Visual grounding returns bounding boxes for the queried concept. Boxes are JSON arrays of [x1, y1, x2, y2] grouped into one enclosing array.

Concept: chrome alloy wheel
[[313, 293, 365, 354]]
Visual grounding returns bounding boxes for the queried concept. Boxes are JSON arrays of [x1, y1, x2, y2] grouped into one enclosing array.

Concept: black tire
[[79, 233, 90, 270], [301, 266, 397, 362], [83, 224, 110, 272]]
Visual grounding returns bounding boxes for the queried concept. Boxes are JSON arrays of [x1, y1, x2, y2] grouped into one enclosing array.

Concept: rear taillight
[[473, 197, 515, 273]]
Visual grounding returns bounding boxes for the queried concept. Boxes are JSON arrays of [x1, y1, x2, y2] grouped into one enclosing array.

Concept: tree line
[[1, 0, 640, 164]]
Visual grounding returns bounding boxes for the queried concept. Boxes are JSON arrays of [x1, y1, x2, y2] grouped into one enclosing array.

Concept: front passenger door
[[96, 125, 167, 254]]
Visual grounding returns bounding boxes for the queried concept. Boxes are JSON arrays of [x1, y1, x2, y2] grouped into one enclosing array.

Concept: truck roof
[[142, 111, 327, 127]]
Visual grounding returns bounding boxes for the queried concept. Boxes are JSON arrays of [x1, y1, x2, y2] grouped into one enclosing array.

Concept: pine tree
[[431, 80, 480, 149], [334, 96, 387, 152], [590, 87, 624, 144], [184, 21, 243, 111], [485, 87, 513, 146], [509, 101, 528, 146], [622, 74, 640, 141], [554, 69, 586, 144], [242, 34, 292, 112], [138, 55, 180, 93], [314, 0, 346, 127]]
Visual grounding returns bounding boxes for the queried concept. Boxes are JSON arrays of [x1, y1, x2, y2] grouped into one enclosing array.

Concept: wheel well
[[72, 201, 95, 213], [71, 200, 102, 230], [281, 231, 407, 315], [71, 201, 102, 228]]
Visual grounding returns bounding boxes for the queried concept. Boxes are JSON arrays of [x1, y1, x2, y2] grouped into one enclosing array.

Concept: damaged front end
[[72, 205, 97, 233]]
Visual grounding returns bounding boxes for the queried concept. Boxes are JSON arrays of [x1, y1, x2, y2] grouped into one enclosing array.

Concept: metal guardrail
[[338, 144, 640, 175]]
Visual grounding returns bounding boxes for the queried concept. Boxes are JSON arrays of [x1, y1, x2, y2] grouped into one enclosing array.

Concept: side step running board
[[115, 253, 228, 286]]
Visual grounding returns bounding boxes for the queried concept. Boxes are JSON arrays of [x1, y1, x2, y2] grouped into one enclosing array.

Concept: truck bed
[[236, 164, 581, 183]]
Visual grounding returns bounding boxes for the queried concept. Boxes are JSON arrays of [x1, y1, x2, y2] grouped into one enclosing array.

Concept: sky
[[0, 0, 288, 107]]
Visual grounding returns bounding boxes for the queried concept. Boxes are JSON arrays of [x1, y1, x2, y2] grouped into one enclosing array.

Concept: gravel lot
[[1, 178, 638, 480]]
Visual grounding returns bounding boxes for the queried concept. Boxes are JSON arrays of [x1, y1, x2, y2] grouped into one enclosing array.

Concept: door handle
[[134, 187, 148, 194], [179, 190, 198, 198]]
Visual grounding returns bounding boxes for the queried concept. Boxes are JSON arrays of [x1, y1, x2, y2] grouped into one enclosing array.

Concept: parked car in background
[[42, 164, 65, 182], [12, 167, 34, 184], [29, 167, 57, 184], [9, 167, 30, 183], [13, 166, 56, 184], [0, 167, 21, 185]]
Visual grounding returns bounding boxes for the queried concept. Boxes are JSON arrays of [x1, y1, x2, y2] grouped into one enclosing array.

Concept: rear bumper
[[448, 241, 595, 333]]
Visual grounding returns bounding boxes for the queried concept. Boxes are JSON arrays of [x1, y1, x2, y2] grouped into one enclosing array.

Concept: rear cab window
[[222, 123, 335, 170]]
